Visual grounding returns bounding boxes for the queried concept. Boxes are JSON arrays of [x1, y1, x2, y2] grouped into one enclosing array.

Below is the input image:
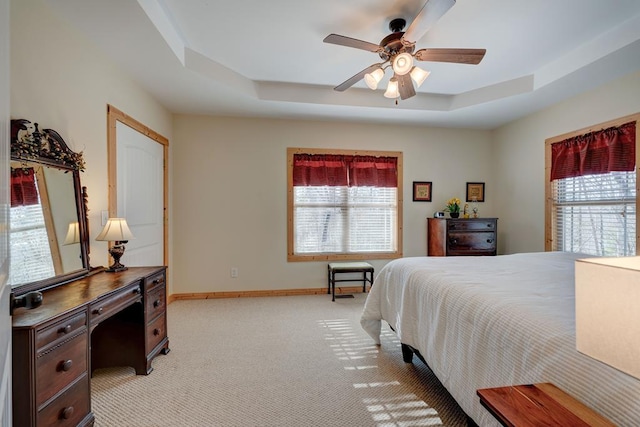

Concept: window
[[287, 148, 403, 261], [545, 115, 638, 256]]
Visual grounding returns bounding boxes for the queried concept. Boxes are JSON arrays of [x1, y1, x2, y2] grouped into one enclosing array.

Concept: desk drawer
[[37, 375, 90, 427], [36, 312, 87, 350], [146, 271, 166, 293], [89, 283, 142, 324], [146, 314, 166, 352], [146, 286, 166, 321], [36, 332, 87, 406]]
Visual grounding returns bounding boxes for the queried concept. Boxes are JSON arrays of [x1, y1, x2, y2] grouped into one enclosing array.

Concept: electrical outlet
[[230, 267, 238, 278], [101, 210, 109, 226]]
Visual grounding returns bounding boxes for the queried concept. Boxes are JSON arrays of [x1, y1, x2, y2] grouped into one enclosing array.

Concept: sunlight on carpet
[[91, 294, 467, 426]]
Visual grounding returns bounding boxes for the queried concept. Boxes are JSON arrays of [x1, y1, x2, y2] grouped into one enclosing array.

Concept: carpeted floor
[[91, 293, 468, 426]]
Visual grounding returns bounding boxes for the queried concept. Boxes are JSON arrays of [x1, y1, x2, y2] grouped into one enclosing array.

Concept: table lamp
[[96, 217, 134, 272], [63, 221, 80, 245], [575, 256, 640, 379]]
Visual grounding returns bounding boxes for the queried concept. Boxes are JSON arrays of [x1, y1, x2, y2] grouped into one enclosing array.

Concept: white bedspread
[[361, 252, 640, 427]]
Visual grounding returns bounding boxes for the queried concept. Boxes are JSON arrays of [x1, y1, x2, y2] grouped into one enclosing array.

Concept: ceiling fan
[[323, 0, 486, 101]]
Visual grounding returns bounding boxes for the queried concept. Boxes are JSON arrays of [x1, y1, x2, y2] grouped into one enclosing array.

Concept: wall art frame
[[413, 181, 432, 202], [466, 182, 485, 202]]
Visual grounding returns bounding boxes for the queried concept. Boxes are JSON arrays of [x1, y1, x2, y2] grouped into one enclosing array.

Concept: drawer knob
[[61, 406, 74, 420], [153, 328, 161, 336], [153, 278, 164, 285], [132, 287, 141, 294], [59, 324, 72, 334], [59, 359, 73, 372], [153, 299, 161, 308], [93, 307, 103, 315], [487, 239, 494, 243]]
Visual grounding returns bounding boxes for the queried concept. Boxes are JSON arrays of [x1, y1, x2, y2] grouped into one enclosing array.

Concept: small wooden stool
[[327, 262, 374, 302]]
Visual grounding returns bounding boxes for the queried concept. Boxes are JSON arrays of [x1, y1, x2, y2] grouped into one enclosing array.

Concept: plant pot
[[450, 212, 460, 218]]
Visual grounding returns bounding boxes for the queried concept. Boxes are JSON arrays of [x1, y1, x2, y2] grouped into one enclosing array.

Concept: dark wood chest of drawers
[[428, 218, 498, 256], [12, 267, 169, 427]]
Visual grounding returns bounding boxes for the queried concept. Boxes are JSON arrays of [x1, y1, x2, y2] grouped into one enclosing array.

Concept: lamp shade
[[410, 66, 430, 88], [392, 52, 413, 75], [575, 256, 640, 379], [96, 218, 134, 242], [63, 222, 80, 245], [364, 68, 384, 90], [384, 78, 399, 99]]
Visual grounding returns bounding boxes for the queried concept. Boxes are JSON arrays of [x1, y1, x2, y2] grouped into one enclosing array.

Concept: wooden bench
[[327, 262, 374, 302], [477, 383, 615, 427]]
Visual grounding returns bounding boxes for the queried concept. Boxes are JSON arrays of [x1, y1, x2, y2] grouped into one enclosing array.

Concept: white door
[[0, 0, 12, 422], [116, 121, 164, 266]]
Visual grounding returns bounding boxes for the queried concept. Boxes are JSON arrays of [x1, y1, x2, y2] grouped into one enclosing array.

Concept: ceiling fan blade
[[334, 64, 383, 92], [323, 34, 381, 52], [415, 48, 486, 64], [402, 0, 456, 43], [396, 73, 416, 100]]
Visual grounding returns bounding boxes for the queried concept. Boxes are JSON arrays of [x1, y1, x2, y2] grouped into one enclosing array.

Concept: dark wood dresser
[[12, 266, 169, 427], [428, 217, 498, 256]]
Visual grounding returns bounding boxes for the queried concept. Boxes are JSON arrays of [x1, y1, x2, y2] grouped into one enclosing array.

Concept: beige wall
[[172, 116, 494, 293], [493, 70, 640, 254], [10, 0, 174, 289], [11, 0, 640, 295]]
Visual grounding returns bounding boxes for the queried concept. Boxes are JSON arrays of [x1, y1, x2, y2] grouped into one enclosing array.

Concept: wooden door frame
[[106, 104, 169, 266]]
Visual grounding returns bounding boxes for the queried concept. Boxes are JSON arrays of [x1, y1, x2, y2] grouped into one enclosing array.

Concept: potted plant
[[445, 197, 461, 218]]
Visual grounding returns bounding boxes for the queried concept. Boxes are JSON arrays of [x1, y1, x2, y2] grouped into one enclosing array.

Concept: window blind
[[293, 186, 397, 254], [552, 171, 636, 256], [9, 204, 55, 284]]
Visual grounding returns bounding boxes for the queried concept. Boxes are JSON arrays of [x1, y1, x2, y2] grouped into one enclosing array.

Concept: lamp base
[[105, 244, 128, 273], [104, 265, 128, 273]]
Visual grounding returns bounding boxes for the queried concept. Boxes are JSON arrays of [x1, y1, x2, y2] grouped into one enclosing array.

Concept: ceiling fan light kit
[[384, 77, 400, 99], [323, 0, 486, 102], [410, 66, 430, 88], [364, 67, 385, 90], [392, 52, 414, 75]]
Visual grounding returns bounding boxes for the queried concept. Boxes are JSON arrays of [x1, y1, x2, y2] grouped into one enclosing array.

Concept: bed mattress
[[360, 251, 640, 426]]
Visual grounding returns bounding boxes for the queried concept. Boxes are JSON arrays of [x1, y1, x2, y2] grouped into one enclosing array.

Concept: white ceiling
[[46, 0, 640, 129]]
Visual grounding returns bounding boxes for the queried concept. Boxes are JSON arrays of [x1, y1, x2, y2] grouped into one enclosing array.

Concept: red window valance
[[550, 121, 636, 181], [293, 154, 397, 187], [11, 167, 39, 207]]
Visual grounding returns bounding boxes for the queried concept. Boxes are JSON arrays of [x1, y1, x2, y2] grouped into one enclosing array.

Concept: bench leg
[[331, 271, 336, 302], [327, 265, 331, 295]]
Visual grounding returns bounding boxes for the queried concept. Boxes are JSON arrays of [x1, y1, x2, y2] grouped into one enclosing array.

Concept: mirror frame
[[10, 119, 91, 297]]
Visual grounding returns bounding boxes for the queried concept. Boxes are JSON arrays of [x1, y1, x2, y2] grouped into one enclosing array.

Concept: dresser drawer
[[37, 374, 90, 427], [36, 332, 87, 406], [448, 231, 496, 254], [146, 270, 166, 293], [36, 312, 87, 350], [146, 286, 166, 321], [146, 314, 166, 352], [89, 283, 142, 324], [447, 219, 496, 231]]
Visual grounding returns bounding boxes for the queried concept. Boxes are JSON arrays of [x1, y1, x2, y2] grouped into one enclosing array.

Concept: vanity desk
[[12, 266, 169, 427]]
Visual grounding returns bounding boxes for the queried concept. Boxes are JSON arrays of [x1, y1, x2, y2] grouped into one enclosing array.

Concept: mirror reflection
[[9, 161, 83, 286]]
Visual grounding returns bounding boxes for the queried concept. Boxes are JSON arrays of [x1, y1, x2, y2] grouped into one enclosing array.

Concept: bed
[[360, 251, 640, 427]]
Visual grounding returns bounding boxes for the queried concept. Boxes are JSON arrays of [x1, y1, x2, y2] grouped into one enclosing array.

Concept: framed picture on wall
[[466, 182, 485, 202], [413, 181, 432, 202]]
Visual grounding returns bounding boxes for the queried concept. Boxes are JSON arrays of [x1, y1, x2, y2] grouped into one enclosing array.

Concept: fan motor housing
[[379, 18, 414, 61]]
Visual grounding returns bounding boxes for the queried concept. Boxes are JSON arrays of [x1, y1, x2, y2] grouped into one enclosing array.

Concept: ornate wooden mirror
[[10, 119, 91, 297]]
